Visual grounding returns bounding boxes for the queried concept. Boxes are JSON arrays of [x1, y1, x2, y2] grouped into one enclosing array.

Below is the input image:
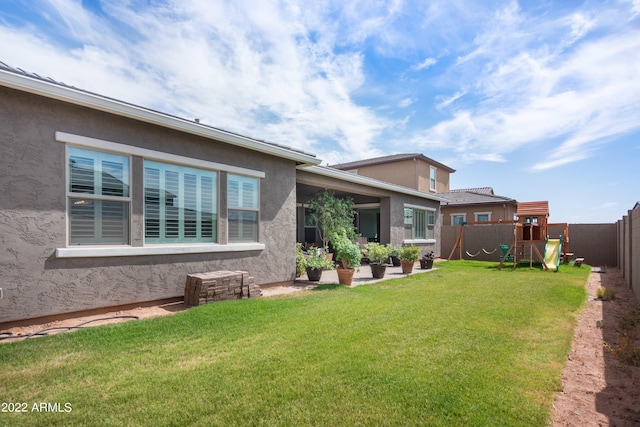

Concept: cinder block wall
[[567, 224, 618, 267], [632, 208, 640, 298]]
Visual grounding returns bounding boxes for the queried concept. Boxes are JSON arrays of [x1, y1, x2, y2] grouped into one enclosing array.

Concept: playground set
[[448, 201, 572, 270]]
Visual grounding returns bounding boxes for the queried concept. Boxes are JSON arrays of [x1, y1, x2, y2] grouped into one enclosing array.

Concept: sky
[[0, 0, 639, 224]]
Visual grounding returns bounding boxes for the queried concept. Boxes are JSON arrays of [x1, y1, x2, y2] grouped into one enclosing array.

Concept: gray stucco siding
[[0, 87, 297, 323]]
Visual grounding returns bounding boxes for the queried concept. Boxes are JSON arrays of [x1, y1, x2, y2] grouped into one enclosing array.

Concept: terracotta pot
[[370, 263, 387, 279], [306, 267, 323, 282], [400, 260, 415, 274], [336, 268, 355, 286]]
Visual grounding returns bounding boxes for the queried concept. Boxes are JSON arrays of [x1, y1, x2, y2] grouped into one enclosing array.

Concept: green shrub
[[399, 245, 421, 263], [331, 231, 361, 269], [304, 247, 335, 270], [363, 242, 392, 264]]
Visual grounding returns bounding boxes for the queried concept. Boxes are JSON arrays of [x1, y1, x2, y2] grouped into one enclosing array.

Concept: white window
[[404, 207, 435, 240], [429, 166, 436, 191], [144, 160, 218, 244], [451, 214, 466, 225], [67, 146, 131, 245], [475, 212, 491, 222], [228, 174, 259, 242]]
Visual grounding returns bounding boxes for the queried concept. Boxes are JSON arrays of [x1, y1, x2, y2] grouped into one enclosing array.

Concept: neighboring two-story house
[[438, 187, 518, 225], [331, 153, 455, 194]]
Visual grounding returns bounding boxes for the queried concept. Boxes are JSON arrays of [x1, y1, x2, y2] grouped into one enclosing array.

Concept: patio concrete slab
[[261, 262, 439, 297]]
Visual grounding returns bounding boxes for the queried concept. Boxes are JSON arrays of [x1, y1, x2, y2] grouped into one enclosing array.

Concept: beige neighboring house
[[330, 153, 456, 194], [439, 187, 518, 225]]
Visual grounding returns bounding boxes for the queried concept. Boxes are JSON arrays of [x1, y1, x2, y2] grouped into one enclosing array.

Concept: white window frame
[[451, 213, 466, 225], [227, 174, 260, 243], [66, 146, 132, 246], [474, 212, 491, 222], [55, 132, 265, 258], [403, 203, 436, 244], [429, 166, 437, 192]]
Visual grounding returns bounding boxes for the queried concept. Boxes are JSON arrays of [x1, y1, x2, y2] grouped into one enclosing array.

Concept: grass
[[0, 261, 589, 426]]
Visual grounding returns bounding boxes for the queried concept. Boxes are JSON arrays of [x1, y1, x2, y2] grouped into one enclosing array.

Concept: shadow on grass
[[311, 283, 343, 291]]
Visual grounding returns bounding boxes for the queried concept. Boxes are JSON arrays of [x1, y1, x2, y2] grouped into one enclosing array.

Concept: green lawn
[[0, 261, 588, 426]]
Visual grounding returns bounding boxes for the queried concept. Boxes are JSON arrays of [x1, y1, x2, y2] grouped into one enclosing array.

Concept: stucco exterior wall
[[343, 158, 451, 195], [0, 86, 298, 323], [352, 159, 418, 191]]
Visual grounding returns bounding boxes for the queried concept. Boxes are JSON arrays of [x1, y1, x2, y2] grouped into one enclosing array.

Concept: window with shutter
[[143, 160, 218, 243], [67, 146, 130, 245], [227, 174, 259, 242]]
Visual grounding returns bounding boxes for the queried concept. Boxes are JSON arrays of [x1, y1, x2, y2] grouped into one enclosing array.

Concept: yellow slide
[[544, 238, 562, 271]]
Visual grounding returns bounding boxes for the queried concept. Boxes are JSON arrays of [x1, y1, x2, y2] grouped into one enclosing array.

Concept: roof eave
[[0, 68, 321, 167], [298, 165, 449, 203]]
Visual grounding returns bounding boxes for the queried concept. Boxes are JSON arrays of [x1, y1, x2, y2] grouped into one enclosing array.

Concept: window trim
[[56, 132, 266, 257], [227, 173, 261, 243], [429, 166, 437, 192], [56, 243, 265, 258], [57, 132, 265, 179], [66, 145, 133, 246], [474, 211, 492, 222], [450, 213, 467, 225]]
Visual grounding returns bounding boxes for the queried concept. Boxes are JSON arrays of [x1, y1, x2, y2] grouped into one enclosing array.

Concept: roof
[[439, 189, 517, 206], [450, 187, 494, 195], [0, 61, 320, 166], [330, 153, 456, 173], [297, 165, 449, 203], [516, 201, 549, 216]]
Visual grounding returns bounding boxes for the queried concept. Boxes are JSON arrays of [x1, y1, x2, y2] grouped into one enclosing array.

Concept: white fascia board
[[0, 69, 321, 167], [298, 165, 449, 203]]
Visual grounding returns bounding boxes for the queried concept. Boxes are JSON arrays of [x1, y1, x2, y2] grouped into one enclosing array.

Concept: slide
[[544, 238, 562, 271]]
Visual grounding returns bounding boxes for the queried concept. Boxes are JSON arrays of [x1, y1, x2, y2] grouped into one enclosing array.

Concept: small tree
[[307, 190, 357, 251]]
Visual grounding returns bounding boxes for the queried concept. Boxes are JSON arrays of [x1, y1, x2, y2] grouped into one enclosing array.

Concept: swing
[[465, 250, 481, 258], [482, 248, 497, 255]]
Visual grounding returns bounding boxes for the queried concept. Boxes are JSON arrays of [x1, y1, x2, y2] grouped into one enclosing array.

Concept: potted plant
[[363, 242, 392, 279], [399, 245, 420, 274], [389, 246, 402, 267], [420, 251, 435, 270], [331, 231, 361, 286], [307, 190, 357, 253], [304, 246, 334, 282]]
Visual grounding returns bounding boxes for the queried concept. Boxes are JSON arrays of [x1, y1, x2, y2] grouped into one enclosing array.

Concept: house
[[330, 153, 456, 194], [439, 187, 518, 225], [0, 63, 445, 324]]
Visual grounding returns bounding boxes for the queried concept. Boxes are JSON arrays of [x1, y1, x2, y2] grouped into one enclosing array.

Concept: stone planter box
[[184, 270, 260, 307]]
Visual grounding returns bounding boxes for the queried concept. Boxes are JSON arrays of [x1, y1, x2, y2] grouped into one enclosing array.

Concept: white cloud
[[0, 0, 388, 157], [435, 90, 466, 110], [398, 97, 416, 107], [412, 57, 437, 71], [407, 1, 640, 170]]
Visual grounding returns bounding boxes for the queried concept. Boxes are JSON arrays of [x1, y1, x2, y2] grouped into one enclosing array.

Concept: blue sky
[[1, 0, 638, 223]]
